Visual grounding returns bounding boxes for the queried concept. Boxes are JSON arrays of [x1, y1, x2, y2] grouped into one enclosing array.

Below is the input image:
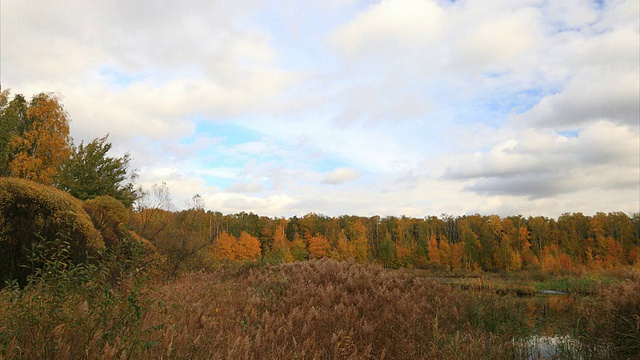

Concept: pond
[[518, 292, 583, 359]]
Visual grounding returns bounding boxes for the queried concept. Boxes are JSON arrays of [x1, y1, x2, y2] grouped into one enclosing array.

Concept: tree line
[[136, 193, 640, 273], [2, 86, 638, 274]]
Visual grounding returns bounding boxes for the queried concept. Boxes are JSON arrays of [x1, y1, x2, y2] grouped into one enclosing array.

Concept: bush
[[0, 233, 158, 359], [83, 195, 130, 248], [83, 195, 164, 276], [0, 177, 104, 287]]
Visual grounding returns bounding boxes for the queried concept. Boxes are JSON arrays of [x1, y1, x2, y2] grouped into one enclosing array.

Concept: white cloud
[[1, 0, 637, 218], [513, 66, 639, 129], [444, 121, 639, 199], [448, 4, 542, 73], [226, 181, 265, 193], [330, 0, 444, 57], [322, 167, 361, 185]]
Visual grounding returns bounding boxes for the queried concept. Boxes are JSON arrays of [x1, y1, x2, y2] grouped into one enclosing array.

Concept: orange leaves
[[308, 235, 330, 259], [236, 231, 262, 261], [213, 231, 261, 262], [214, 231, 236, 262]]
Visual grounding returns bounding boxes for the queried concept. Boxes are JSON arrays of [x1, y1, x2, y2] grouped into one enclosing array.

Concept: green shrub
[[0, 177, 104, 287], [0, 231, 158, 359]]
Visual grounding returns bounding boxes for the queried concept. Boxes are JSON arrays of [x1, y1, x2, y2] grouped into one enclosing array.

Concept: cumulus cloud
[[444, 121, 640, 199], [322, 167, 361, 185], [2, 0, 637, 217], [513, 67, 639, 130], [330, 0, 444, 57]]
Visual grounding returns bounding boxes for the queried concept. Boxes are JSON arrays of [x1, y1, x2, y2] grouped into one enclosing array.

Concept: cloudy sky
[[1, 0, 638, 218]]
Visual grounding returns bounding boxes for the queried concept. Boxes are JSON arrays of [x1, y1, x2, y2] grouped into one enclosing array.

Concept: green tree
[[0, 88, 20, 175], [56, 135, 137, 207]]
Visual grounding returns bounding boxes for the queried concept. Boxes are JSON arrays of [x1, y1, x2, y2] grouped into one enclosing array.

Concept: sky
[[1, 0, 638, 218]]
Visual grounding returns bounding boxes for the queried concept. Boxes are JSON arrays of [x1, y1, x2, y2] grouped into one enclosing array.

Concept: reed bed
[[2, 259, 638, 359]]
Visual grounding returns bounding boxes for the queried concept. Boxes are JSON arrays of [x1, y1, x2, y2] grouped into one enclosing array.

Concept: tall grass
[[2, 255, 638, 359], [0, 234, 160, 359], [574, 269, 640, 359]]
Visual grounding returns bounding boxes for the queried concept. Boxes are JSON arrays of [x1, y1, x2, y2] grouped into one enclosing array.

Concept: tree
[[427, 235, 442, 265], [331, 229, 351, 260], [132, 182, 173, 241], [0, 88, 21, 175], [214, 231, 236, 262], [350, 220, 369, 263], [236, 231, 262, 261], [290, 234, 309, 261], [56, 135, 137, 207], [308, 234, 330, 259], [266, 222, 293, 263], [6, 92, 72, 184]]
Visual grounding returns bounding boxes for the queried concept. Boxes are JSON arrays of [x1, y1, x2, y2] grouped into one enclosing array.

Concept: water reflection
[[520, 293, 582, 359], [524, 293, 577, 336], [520, 335, 579, 360]]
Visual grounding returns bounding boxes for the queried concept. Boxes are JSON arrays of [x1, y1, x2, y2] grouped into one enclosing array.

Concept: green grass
[[533, 275, 617, 294]]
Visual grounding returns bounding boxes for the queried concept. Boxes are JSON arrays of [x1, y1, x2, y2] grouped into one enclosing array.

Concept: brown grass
[[576, 268, 640, 359], [2, 259, 534, 359]]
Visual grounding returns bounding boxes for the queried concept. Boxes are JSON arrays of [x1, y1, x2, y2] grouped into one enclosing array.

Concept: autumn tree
[[427, 235, 442, 265], [290, 234, 309, 261], [308, 234, 330, 259], [350, 220, 369, 263], [214, 231, 236, 262], [265, 222, 293, 263], [518, 226, 538, 269], [331, 229, 351, 260], [132, 182, 173, 241], [6, 92, 72, 184], [236, 231, 262, 261], [460, 220, 482, 271]]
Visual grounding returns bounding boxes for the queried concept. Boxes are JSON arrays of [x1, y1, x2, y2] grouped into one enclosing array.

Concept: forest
[[1, 87, 639, 359]]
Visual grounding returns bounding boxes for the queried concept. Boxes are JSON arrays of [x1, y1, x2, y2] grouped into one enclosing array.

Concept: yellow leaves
[[7, 93, 71, 185]]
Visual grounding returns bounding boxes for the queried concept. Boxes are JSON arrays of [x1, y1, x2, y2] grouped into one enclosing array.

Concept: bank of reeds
[[574, 269, 640, 359], [2, 257, 638, 359], [2, 258, 530, 359]]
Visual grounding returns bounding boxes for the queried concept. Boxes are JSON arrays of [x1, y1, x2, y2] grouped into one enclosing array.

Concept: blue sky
[[1, 0, 638, 217]]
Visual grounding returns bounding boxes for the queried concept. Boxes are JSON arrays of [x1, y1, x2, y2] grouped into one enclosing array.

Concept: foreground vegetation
[[1, 246, 639, 359]]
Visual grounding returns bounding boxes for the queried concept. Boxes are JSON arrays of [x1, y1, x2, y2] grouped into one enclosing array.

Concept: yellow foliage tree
[[332, 229, 351, 260], [236, 231, 262, 261], [438, 235, 451, 270], [450, 242, 464, 271], [427, 235, 441, 265], [214, 231, 236, 262], [350, 220, 369, 263], [8, 93, 72, 184], [308, 234, 330, 259], [269, 223, 293, 263]]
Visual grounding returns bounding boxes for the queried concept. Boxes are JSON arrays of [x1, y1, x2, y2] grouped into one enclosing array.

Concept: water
[[519, 292, 582, 359]]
